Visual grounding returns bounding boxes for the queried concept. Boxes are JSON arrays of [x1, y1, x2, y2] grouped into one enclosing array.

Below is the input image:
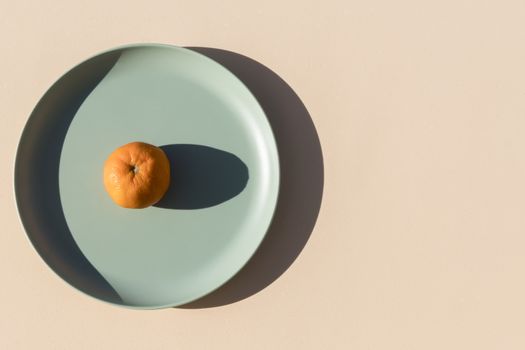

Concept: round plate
[[14, 44, 280, 309]]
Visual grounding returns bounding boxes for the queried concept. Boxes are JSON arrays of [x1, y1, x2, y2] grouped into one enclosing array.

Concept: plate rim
[[13, 42, 281, 309]]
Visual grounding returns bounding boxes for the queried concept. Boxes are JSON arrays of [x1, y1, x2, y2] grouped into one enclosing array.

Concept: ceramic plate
[[14, 44, 280, 309]]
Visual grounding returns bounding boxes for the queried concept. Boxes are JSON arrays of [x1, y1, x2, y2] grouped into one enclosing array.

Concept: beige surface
[[2, 0, 525, 348]]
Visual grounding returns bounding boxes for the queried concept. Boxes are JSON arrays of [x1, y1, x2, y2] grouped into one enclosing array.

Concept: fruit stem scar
[[130, 165, 139, 174]]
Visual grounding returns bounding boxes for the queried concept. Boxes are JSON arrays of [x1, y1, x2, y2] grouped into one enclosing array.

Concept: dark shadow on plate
[[154, 144, 249, 209], [179, 47, 324, 308], [14, 50, 123, 304]]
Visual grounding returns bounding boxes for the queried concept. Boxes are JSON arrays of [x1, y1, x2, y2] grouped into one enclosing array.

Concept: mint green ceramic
[[14, 44, 280, 309]]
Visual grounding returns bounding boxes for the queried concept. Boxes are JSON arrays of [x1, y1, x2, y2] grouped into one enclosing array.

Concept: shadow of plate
[[179, 47, 324, 308]]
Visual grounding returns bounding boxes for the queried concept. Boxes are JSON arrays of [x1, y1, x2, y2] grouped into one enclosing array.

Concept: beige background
[[2, 0, 525, 349]]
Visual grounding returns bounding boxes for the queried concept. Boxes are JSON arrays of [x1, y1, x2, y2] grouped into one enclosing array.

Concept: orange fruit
[[103, 142, 170, 208]]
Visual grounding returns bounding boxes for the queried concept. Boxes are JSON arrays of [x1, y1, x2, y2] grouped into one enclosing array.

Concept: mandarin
[[103, 142, 170, 208]]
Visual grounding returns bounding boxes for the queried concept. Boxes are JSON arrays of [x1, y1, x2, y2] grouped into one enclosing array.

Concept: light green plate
[[14, 44, 280, 309]]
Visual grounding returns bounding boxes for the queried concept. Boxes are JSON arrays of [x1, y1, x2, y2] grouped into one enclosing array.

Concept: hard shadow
[[179, 47, 324, 308], [154, 144, 249, 209], [14, 50, 123, 304]]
